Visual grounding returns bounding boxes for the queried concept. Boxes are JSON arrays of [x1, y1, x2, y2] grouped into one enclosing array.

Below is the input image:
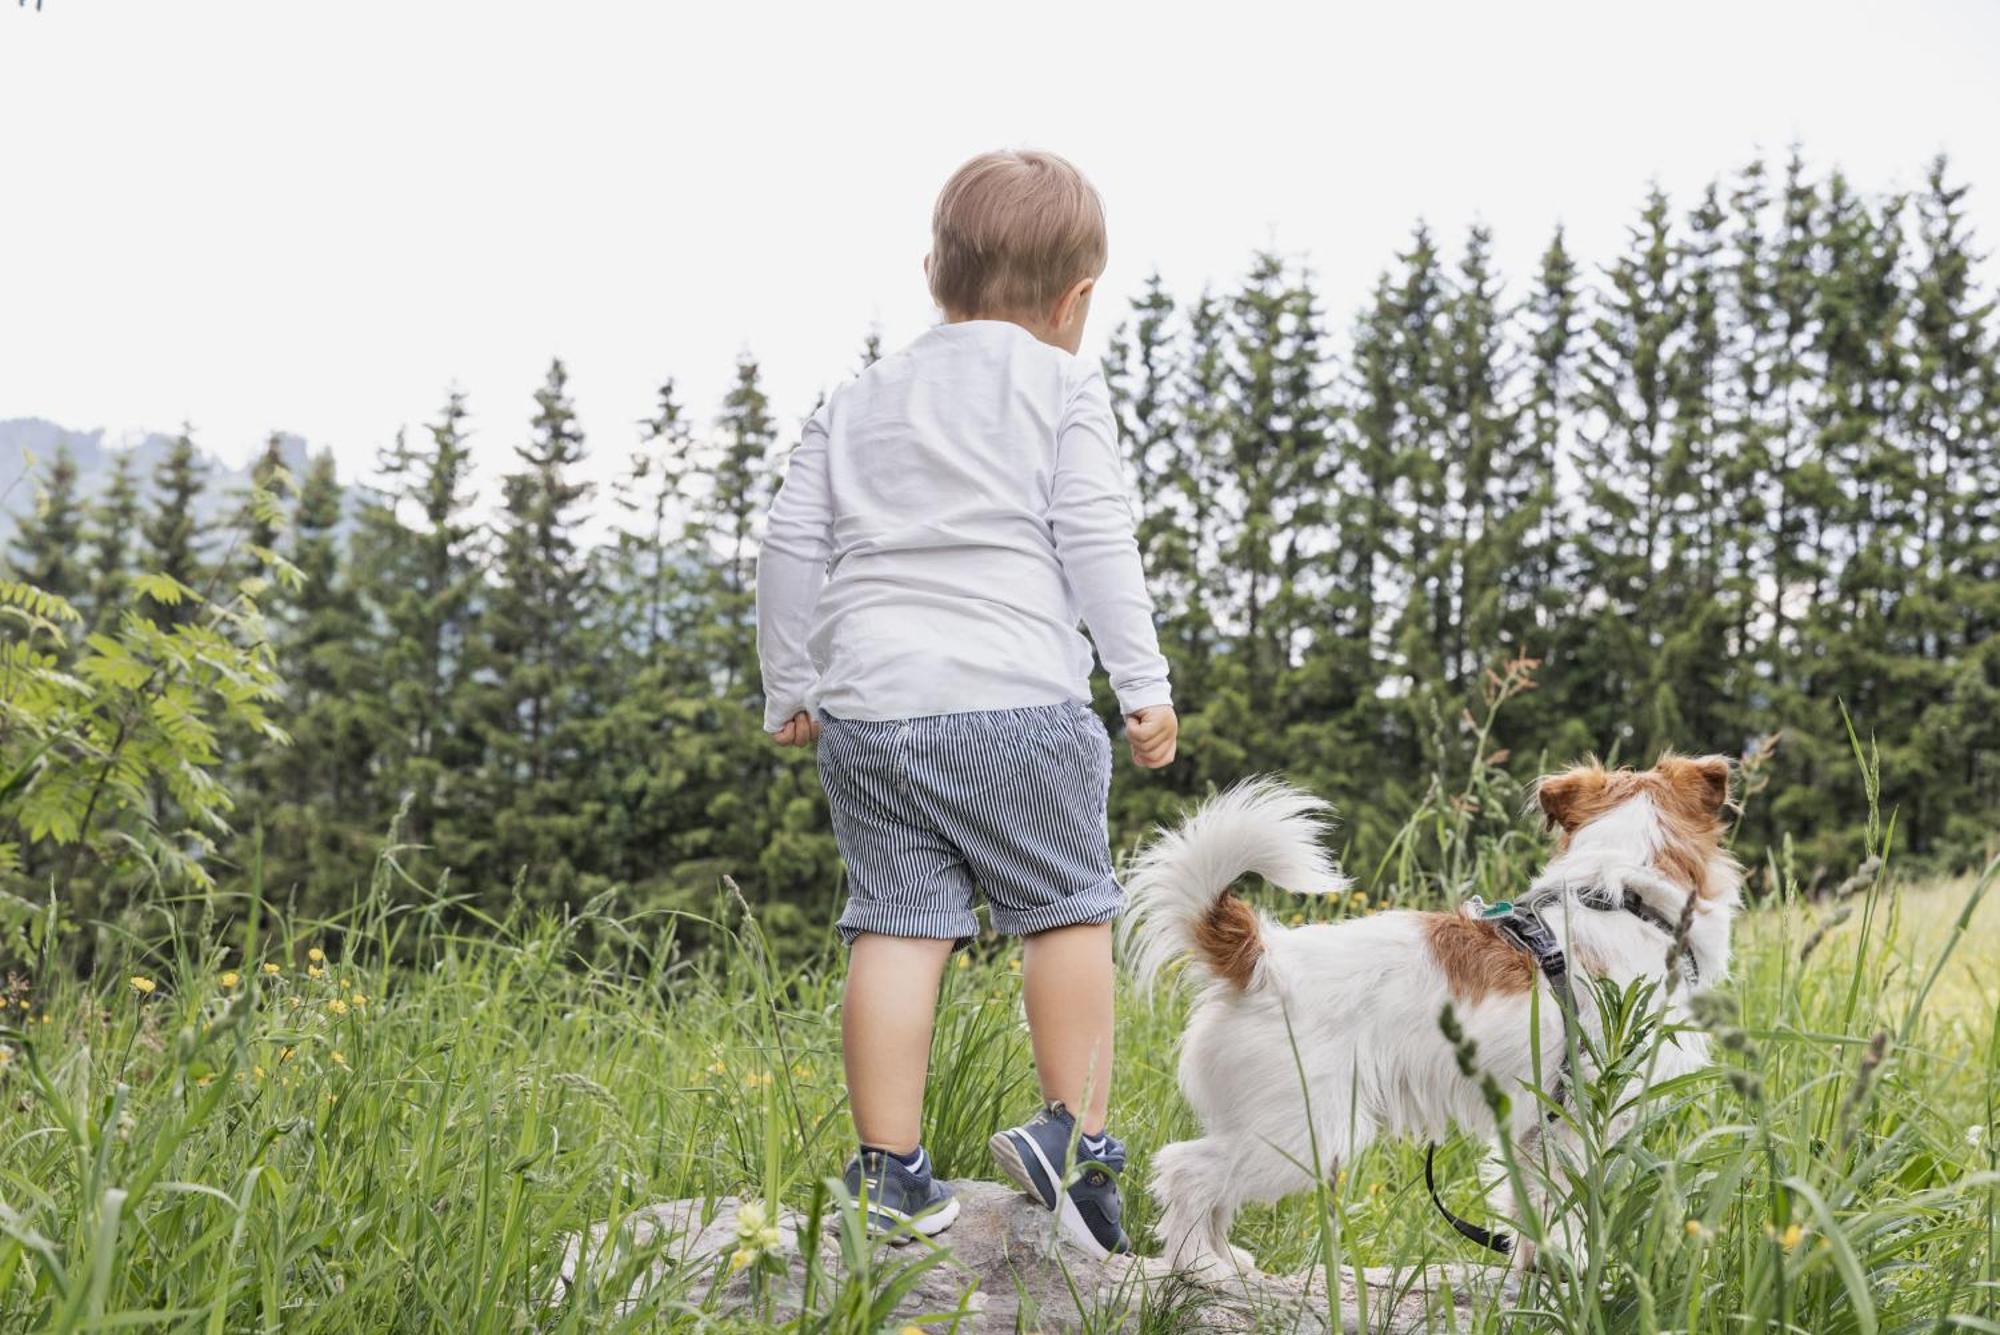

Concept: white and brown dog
[[1124, 755, 1740, 1275]]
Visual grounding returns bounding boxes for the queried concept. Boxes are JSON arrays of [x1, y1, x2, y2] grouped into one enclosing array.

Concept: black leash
[[1425, 1141, 1514, 1255], [1423, 885, 1693, 1255]]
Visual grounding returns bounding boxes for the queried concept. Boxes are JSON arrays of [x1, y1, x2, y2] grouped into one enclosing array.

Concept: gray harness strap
[[1424, 879, 1694, 1256]]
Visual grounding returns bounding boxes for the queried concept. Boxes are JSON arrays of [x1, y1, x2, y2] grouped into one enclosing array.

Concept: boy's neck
[[943, 310, 1071, 353]]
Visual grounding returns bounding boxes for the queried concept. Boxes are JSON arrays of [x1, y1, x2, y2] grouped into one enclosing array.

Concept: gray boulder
[[553, 1180, 1511, 1331]]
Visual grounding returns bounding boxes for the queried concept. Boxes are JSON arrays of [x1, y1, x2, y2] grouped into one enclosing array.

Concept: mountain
[[0, 418, 319, 546]]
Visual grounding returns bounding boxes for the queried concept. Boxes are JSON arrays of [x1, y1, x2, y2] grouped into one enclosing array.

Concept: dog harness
[[1423, 877, 1696, 1256]]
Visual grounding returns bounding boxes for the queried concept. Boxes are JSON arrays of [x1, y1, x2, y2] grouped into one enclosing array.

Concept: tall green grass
[[2, 748, 1996, 1331]]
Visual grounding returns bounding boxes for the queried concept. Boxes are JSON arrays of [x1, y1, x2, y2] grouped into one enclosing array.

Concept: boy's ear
[[1055, 275, 1095, 328]]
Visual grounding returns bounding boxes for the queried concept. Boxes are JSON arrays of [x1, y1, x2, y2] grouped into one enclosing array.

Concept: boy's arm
[[1049, 370, 1173, 721], [757, 414, 833, 735]]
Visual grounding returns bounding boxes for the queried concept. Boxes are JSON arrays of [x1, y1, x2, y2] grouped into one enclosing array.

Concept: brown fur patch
[[1536, 752, 1740, 901], [1193, 892, 1264, 990], [1424, 913, 1536, 1001]]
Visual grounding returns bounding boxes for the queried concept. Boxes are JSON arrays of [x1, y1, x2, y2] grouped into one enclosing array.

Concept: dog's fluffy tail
[[1120, 778, 1348, 996]]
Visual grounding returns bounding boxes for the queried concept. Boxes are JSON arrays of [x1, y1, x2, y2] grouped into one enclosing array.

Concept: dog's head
[[1534, 752, 1739, 901]]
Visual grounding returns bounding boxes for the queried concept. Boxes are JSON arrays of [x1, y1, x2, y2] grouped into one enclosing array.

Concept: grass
[[2, 759, 1997, 1332]]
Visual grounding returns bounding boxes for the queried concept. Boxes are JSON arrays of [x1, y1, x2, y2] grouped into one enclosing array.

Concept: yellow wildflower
[[252, 1065, 266, 1081], [707, 1060, 728, 1076], [1008, 957, 1021, 973], [729, 1247, 755, 1273], [279, 1046, 296, 1063], [286, 995, 302, 1009], [792, 1064, 810, 1080], [331, 1050, 348, 1067], [129, 975, 157, 995], [308, 965, 325, 979], [1779, 1223, 1805, 1250], [220, 971, 241, 989], [328, 999, 349, 1016], [1288, 912, 1305, 926], [1685, 1219, 1706, 1241], [261, 962, 280, 976], [351, 993, 367, 1007], [954, 954, 969, 970], [307, 947, 325, 963]]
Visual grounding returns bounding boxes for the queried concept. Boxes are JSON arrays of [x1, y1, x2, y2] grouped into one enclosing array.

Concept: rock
[[553, 1180, 1511, 1331]]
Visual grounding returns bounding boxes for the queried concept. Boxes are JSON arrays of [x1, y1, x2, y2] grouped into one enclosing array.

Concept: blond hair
[[928, 149, 1107, 321]]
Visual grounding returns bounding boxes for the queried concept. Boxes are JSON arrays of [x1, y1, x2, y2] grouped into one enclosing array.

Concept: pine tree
[[1507, 227, 1580, 674], [141, 429, 211, 624], [81, 452, 142, 634], [612, 379, 694, 657], [702, 354, 777, 693], [1222, 252, 1331, 705], [471, 360, 596, 896], [245, 451, 379, 898], [1901, 157, 2000, 854], [1567, 188, 1682, 756], [1439, 225, 1514, 698], [8, 443, 86, 607], [1651, 183, 1738, 755], [352, 393, 483, 855], [230, 433, 293, 591]]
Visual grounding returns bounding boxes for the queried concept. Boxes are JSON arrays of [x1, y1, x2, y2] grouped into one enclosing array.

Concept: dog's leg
[[1495, 1119, 1592, 1274], [1151, 1137, 1234, 1276], [1154, 1133, 1325, 1282]]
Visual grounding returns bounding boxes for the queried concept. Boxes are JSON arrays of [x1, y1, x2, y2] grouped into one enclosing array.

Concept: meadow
[[2, 742, 1995, 1334]]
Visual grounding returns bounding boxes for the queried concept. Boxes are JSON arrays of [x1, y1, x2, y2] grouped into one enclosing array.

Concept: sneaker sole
[[866, 1192, 960, 1245], [988, 1130, 1113, 1262]]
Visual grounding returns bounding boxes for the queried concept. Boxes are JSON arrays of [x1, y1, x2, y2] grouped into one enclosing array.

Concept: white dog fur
[[1123, 757, 1741, 1276]]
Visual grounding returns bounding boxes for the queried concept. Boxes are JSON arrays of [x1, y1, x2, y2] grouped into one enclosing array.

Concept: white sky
[[3, 0, 1996, 503]]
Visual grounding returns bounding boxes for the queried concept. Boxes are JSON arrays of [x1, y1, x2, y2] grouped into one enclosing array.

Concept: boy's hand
[[771, 712, 821, 747], [1124, 705, 1178, 768]]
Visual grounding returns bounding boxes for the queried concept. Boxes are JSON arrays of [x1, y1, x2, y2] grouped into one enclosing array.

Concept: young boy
[[755, 149, 1176, 1259]]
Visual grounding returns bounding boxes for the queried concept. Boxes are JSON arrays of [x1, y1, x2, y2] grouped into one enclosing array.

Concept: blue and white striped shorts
[[816, 701, 1122, 944]]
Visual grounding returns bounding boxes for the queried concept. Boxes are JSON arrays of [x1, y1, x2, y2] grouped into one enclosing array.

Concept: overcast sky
[[3, 0, 1996, 498]]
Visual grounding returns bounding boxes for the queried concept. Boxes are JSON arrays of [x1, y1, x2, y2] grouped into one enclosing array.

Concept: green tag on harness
[[1479, 900, 1515, 919]]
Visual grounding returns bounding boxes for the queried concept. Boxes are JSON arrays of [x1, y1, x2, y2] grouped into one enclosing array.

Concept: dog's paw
[[1228, 1243, 1258, 1274]]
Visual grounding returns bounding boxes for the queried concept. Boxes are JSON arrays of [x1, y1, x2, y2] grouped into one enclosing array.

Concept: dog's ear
[[1658, 753, 1733, 815], [1535, 765, 1603, 834]]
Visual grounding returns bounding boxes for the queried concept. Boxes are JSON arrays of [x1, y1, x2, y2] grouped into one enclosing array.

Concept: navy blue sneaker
[[842, 1147, 959, 1243], [989, 1103, 1130, 1259]]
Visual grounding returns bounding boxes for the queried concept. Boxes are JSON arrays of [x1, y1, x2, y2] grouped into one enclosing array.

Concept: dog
[[1123, 754, 1741, 1276]]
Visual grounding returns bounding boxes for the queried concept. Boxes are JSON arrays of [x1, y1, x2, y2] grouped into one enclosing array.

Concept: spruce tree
[[81, 451, 142, 633], [140, 429, 211, 625], [702, 354, 777, 693], [352, 393, 483, 855], [8, 443, 86, 607], [472, 360, 595, 895]]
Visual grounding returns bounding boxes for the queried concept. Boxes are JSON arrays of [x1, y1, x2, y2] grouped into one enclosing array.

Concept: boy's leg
[[843, 932, 955, 1154], [1022, 920, 1115, 1135]]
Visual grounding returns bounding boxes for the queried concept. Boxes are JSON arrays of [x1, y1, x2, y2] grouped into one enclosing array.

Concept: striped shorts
[[816, 701, 1122, 944]]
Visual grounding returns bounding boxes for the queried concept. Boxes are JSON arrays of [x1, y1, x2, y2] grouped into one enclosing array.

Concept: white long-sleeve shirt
[[756, 319, 1171, 731]]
